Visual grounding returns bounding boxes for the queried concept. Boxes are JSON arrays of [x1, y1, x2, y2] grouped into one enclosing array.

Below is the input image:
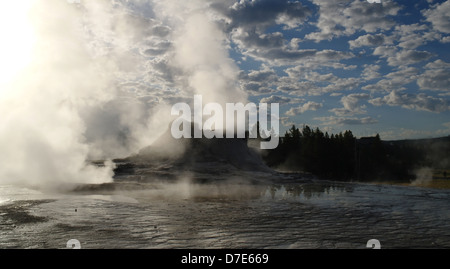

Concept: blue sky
[[221, 0, 450, 140]]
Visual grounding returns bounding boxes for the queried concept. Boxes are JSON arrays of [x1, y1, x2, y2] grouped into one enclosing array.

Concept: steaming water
[[1, 179, 449, 249]]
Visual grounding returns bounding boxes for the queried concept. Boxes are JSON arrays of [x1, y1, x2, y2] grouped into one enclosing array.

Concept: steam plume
[[0, 0, 248, 189]]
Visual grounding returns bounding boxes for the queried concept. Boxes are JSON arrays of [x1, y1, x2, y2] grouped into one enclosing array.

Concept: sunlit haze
[[0, 1, 36, 87]]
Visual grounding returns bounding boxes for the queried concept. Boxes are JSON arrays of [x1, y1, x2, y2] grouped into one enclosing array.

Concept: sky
[[224, 0, 450, 140], [0, 0, 449, 186], [63, 0, 449, 142]]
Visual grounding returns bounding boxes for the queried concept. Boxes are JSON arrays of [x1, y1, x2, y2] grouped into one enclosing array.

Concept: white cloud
[[232, 27, 355, 65], [221, 0, 358, 66], [363, 67, 419, 93], [393, 23, 440, 50], [424, 59, 450, 69], [330, 93, 370, 116], [417, 60, 450, 92], [285, 101, 323, 116], [423, 1, 450, 34], [349, 34, 389, 49], [315, 116, 378, 125], [226, 0, 311, 30], [247, 66, 279, 82], [218, 0, 320, 66], [280, 116, 295, 127], [281, 66, 360, 97], [260, 95, 305, 105], [330, 92, 343, 97], [238, 66, 280, 95], [342, 93, 370, 111], [369, 91, 450, 113], [373, 45, 433, 67], [277, 80, 317, 96], [362, 64, 381, 80], [306, 0, 401, 42], [388, 49, 434, 66]]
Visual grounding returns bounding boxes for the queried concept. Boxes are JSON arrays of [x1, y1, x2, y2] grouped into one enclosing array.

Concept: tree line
[[261, 125, 426, 182]]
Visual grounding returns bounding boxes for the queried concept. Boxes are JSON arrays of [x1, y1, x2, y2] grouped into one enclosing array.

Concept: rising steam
[[158, 0, 248, 105], [0, 0, 248, 190]]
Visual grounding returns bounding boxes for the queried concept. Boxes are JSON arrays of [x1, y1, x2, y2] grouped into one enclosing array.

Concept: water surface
[[1, 180, 449, 249]]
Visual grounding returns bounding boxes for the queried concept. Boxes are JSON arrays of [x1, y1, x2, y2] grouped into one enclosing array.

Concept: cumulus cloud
[[423, 0, 450, 34], [362, 64, 381, 80], [225, 0, 311, 30], [259, 95, 304, 105], [330, 93, 370, 116], [232, 29, 354, 65], [285, 101, 323, 116], [315, 116, 378, 125], [395, 50, 434, 65], [417, 60, 450, 92], [238, 66, 279, 95], [216, 0, 357, 66], [306, 0, 401, 41], [373, 45, 435, 67], [369, 91, 450, 113], [363, 67, 419, 93], [392, 23, 441, 50], [349, 33, 389, 49], [281, 67, 360, 96], [246, 66, 279, 82], [276, 80, 317, 96]]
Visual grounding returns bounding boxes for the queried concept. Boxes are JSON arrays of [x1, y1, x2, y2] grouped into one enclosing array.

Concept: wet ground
[[1, 179, 449, 249]]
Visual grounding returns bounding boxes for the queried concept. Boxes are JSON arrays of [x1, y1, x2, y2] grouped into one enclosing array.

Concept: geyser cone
[[114, 123, 274, 183]]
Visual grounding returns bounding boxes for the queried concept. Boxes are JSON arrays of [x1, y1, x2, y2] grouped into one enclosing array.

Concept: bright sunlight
[[0, 1, 36, 88]]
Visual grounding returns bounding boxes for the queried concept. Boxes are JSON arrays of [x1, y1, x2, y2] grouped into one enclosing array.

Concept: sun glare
[[0, 1, 36, 89]]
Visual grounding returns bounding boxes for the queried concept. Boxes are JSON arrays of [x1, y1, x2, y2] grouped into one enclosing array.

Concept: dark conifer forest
[[261, 125, 450, 182]]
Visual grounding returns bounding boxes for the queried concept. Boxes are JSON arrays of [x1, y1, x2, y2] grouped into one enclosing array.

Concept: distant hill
[[382, 135, 450, 170], [383, 135, 450, 145]]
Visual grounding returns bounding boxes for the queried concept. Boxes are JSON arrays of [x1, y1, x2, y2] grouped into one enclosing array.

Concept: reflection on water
[[0, 185, 58, 205], [1, 180, 450, 249], [69, 180, 353, 203], [262, 182, 352, 201]]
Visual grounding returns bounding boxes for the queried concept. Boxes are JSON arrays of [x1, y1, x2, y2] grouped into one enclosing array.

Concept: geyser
[[171, 95, 280, 149]]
